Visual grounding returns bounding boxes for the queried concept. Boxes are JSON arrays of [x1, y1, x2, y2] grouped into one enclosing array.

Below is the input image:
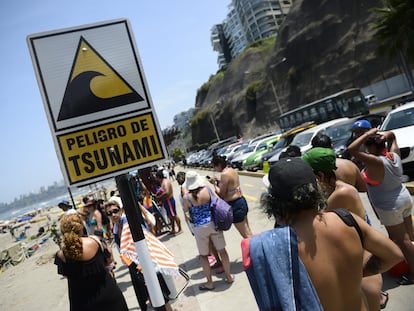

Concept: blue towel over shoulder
[[245, 226, 323, 311]]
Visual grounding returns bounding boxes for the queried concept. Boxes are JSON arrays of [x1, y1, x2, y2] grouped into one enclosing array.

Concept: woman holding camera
[[348, 128, 414, 285]]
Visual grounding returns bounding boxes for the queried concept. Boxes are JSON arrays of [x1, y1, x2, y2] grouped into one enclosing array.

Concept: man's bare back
[[294, 211, 367, 310], [335, 158, 367, 192]]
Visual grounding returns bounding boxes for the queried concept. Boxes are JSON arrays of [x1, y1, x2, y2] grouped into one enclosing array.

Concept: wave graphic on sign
[[57, 36, 144, 121], [58, 71, 143, 120]]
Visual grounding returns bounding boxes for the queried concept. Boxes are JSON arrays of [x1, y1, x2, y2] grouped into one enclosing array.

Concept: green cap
[[302, 147, 337, 173]]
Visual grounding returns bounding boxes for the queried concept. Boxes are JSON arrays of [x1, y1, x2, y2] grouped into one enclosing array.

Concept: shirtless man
[[311, 133, 367, 192], [210, 155, 252, 238], [256, 157, 403, 311], [302, 147, 389, 309], [155, 170, 182, 234]]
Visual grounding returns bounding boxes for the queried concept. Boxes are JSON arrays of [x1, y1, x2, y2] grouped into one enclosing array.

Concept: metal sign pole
[[67, 187, 76, 209], [115, 174, 167, 311]]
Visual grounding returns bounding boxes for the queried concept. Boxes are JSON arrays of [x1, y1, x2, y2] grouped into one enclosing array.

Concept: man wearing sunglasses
[[106, 200, 149, 310]]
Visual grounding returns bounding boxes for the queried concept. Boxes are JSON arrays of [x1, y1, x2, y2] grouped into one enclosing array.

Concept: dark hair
[[261, 183, 325, 224], [82, 195, 96, 206], [156, 170, 165, 179], [364, 134, 385, 148], [279, 145, 301, 159], [176, 171, 186, 185], [311, 134, 332, 148], [212, 155, 227, 168], [190, 187, 202, 200]]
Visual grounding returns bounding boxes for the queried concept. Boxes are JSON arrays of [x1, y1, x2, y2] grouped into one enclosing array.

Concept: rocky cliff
[[189, 0, 401, 146]]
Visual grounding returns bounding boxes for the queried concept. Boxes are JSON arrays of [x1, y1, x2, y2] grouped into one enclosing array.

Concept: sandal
[[397, 275, 414, 285], [380, 291, 389, 309], [198, 284, 214, 291]]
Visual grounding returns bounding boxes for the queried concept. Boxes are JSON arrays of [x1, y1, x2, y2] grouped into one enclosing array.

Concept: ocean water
[[0, 194, 70, 221], [0, 180, 115, 221]]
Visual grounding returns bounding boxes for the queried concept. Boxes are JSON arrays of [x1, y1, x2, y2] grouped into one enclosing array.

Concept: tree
[[371, 0, 414, 92], [170, 148, 185, 163]]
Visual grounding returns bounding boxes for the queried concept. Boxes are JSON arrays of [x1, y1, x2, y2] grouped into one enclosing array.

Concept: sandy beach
[[0, 206, 68, 310], [0, 182, 119, 310]]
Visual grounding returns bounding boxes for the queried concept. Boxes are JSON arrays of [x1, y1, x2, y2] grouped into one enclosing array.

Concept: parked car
[[227, 142, 250, 163], [380, 101, 414, 177], [287, 117, 356, 156], [231, 135, 279, 170], [221, 141, 244, 161], [242, 135, 281, 171]]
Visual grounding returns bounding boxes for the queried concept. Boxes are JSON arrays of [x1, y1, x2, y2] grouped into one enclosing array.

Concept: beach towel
[[120, 222, 178, 276], [243, 226, 322, 311]]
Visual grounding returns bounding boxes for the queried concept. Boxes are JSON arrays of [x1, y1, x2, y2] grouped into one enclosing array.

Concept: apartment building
[[211, 0, 292, 68]]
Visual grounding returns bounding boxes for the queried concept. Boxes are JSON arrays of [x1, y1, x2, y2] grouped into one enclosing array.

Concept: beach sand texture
[[0, 207, 68, 310], [0, 184, 118, 310]]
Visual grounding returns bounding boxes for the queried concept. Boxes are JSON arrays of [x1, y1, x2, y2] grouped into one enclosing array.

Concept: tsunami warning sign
[[27, 19, 167, 186], [58, 113, 164, 184]]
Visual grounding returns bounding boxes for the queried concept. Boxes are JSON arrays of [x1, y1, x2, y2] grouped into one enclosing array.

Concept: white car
[[268, 118, 351, 164], [380, 101, 414, 177]]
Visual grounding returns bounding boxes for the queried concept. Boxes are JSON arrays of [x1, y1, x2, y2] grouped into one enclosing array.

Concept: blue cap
[[351, 120, 371, 131]]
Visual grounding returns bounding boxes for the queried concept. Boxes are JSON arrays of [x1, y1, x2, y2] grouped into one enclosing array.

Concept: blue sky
[[0, 0, 230, 203]]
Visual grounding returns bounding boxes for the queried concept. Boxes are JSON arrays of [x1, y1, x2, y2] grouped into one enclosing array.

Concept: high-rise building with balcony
[[211, 0, 292, 68]]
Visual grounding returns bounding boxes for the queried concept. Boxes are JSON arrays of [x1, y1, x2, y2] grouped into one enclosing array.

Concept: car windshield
[[325, 122, 354, 143], [273, 138, 286, 149], [381, 107, 414, 130], [290, 132, 314, 147], [245, 145, 256, 152]]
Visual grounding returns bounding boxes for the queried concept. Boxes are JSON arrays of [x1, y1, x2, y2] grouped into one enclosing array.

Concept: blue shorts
[[163, 198, 177, 217], [228, 196, 249, 223]]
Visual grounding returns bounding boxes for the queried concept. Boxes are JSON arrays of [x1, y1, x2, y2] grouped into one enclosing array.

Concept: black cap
[[263, 157, 317, 200], [58, 200, 71, 208]]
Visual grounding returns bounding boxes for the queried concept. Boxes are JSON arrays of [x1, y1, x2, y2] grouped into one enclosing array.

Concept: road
[[116, 167, 414, 311]]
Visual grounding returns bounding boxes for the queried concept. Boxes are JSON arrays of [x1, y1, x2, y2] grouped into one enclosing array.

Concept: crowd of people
[[53, 120, 414, 311]]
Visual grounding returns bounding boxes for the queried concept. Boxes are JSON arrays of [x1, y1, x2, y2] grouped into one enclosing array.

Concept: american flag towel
[[120, 222, 179, 276]]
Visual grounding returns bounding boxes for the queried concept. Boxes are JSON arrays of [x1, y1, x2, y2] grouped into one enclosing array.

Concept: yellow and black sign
[[58, 36, 144, 121], [58, 113, 164, 184], [28, 19, 167, 185]]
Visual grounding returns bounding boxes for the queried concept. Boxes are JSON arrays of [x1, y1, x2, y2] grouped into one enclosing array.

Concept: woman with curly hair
[[54, 214, 128, 311]]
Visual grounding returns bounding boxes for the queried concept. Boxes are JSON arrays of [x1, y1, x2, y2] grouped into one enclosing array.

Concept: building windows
[[211, 0, 292, 68]]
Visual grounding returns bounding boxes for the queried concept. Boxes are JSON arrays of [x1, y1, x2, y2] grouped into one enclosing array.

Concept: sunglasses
[[107, 209, 120, 216]]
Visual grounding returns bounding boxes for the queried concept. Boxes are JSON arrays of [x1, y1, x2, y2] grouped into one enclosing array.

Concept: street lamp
[[209, 113, 220, 142], [244, 57, 286, 115], [268, 57, 287, 115], [193, 106, 220, 143]]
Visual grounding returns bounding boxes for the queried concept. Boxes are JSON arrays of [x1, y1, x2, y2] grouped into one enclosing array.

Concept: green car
[[242, 135, 280, 171]]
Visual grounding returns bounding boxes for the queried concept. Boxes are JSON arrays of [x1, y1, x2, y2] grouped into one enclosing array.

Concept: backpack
[[206, 186, 233, 231]]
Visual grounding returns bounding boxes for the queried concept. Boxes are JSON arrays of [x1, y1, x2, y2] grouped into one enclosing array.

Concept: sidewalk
[[114, 174, 273, 311], [115, 168, 414, 311]]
